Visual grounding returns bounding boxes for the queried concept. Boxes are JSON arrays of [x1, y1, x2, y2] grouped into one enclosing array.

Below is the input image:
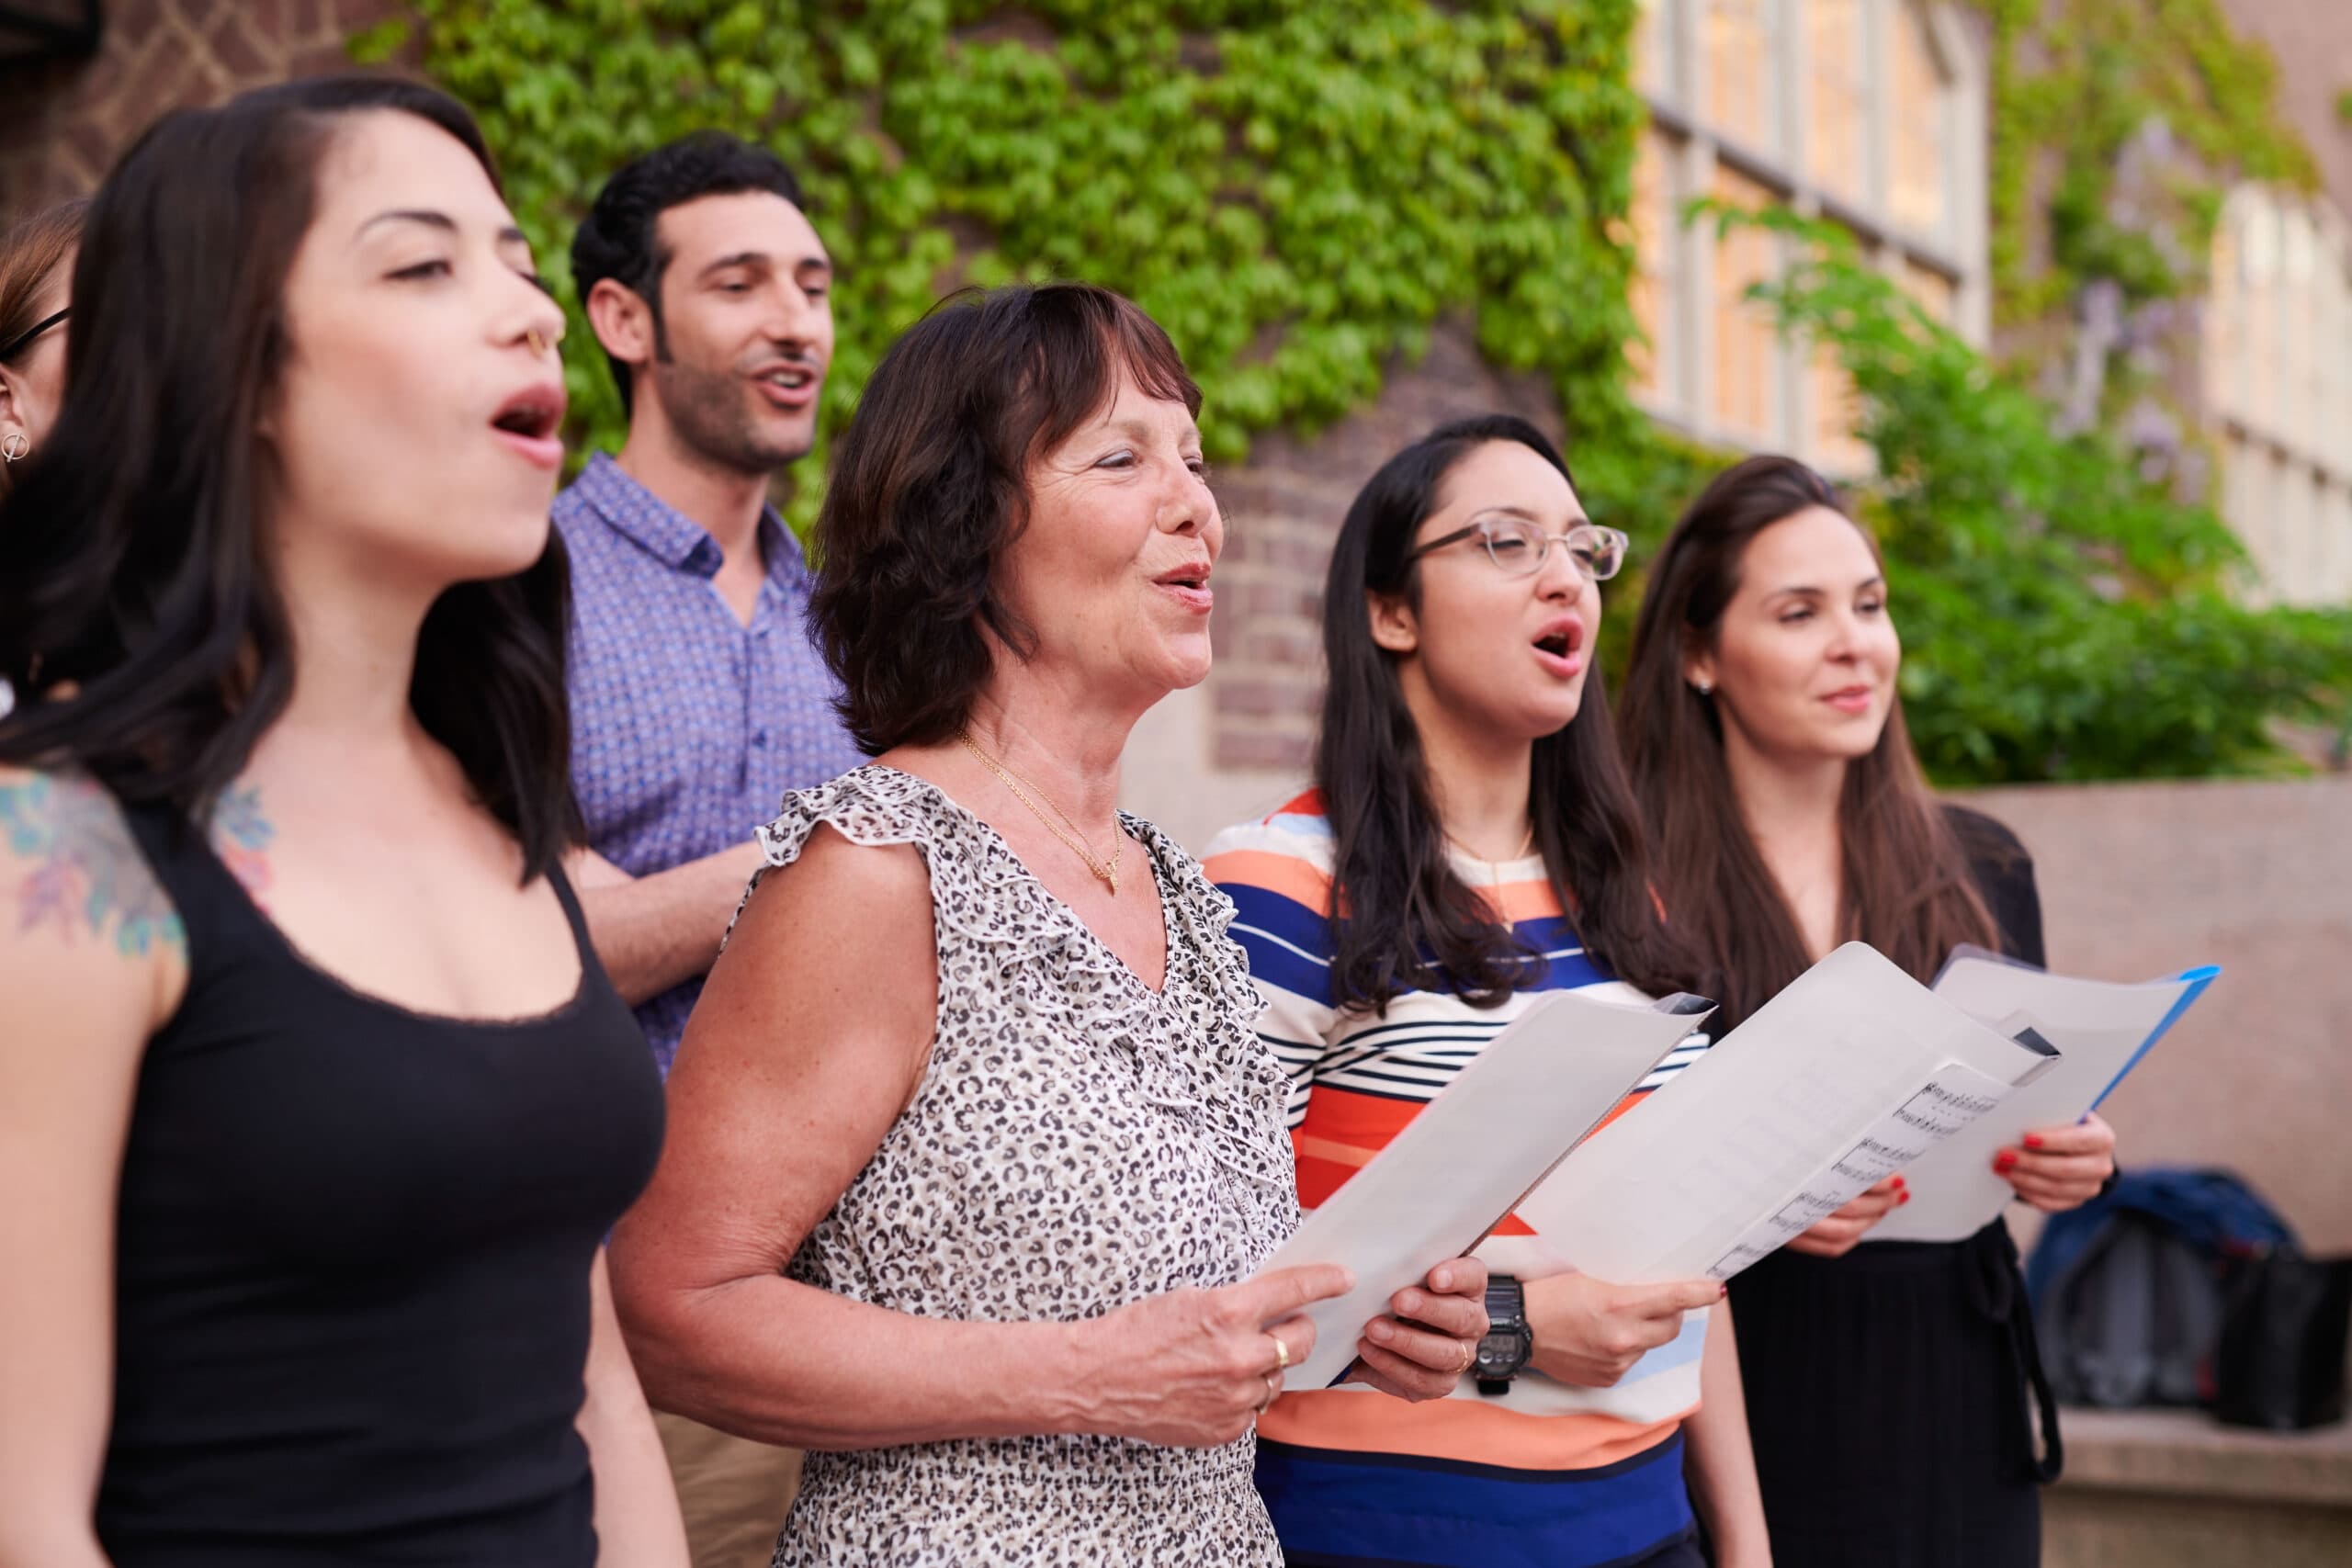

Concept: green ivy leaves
[[1987, 0, 2316, 330], [390, 0, 1649, 519], [378, 0, 2347, 784]]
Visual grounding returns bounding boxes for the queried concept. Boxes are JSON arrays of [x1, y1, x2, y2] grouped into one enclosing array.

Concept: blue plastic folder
[[1866, 948, 2219, 1244], [2092, 964, 2222, 1109]]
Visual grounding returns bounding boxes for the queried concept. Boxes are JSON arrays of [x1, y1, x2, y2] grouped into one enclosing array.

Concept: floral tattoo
[[0, 774, 274, 956]]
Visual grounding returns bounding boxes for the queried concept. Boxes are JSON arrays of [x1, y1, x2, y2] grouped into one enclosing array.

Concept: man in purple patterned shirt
[[556, 134, 864, 1568], [557, 132, 864, 1081]]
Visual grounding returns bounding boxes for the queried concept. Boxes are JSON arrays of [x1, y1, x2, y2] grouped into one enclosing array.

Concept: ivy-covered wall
[[368, 0, 2348, 784], [1984, 0, 2317, 424], [370, 0, 1654, 515]]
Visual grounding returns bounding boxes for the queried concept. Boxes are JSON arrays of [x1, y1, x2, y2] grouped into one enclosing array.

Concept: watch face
[[1475, 1328, 1531, 1375]]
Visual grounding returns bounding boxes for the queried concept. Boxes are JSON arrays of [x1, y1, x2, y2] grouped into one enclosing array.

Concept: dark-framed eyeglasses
[[0, 308, 67, 366], [1405, 515, 1629, 581]]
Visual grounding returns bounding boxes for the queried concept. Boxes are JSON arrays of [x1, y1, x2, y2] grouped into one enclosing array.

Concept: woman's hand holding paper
[[1523, 1272, 1724, 1387], [1995, 1111, 2116, 1213], [1347, 1258, 1491, 1402], [1785, 1175, 1908, 1258]]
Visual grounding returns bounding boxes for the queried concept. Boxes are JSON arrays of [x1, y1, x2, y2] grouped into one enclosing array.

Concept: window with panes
[[1630, 0, 1984, 475]]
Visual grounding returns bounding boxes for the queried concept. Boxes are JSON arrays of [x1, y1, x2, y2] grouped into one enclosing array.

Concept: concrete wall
[[1973, 774, 2352, 1251]]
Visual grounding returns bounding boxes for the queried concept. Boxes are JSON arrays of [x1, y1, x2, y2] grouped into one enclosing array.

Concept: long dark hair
[[0, 76, 579, 878], [1318, 413, 1692, 1012], [1618, 454, 1994, 1029]]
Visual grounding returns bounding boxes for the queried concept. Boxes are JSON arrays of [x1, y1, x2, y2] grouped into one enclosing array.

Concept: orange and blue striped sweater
[[1205, 791, 1712, 1568]]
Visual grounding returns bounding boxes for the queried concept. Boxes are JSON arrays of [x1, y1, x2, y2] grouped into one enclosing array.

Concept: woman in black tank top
[[0, 81, 683, 1566]]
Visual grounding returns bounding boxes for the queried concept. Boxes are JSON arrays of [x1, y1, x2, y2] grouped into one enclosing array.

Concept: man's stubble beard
[[647, 354, 813, 478]]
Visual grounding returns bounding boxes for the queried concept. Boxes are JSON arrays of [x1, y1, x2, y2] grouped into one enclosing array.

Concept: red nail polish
[[2022, 1134, 2044, 1150], [1899, 1190, 1912, 1204], [1996, 1152, 2018, 1172]]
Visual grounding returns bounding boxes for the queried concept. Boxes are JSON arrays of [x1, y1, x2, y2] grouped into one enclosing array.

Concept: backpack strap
[[1965, 1219, 2065, 1484]]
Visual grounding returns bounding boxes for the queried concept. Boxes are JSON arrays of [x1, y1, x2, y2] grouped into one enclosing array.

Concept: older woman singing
[[609, 283, 1487, 1566]]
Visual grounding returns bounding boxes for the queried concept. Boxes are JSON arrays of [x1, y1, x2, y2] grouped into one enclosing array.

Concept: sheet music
[[1515, 944, 2052, 1284], [1711, 1062, 2011, 1275], [1869, 950, 2218, 1243], [1249, 988, 1706, 1392]]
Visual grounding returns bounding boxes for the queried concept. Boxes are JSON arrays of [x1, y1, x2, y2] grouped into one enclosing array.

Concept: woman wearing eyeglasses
[[0, 203, 86, 721], [0, 200, 83, 494], [1204, 416, 1771, 1568]]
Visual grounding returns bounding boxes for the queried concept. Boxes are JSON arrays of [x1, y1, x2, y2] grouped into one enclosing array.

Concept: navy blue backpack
[[2025, 1167, 2295, 1411]]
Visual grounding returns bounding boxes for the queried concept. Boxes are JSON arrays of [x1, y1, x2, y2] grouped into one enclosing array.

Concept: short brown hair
[[811, 283, 1202, 754], [0, 200, 86, 497], [0, 200, 84, 364]]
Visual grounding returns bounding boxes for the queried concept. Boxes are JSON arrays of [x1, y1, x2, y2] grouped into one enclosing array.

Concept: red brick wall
[[0, 0, 406, 217], [1207, 321, 1562, 773]]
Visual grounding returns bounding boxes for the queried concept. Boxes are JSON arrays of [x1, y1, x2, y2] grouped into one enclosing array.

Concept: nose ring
[[527, 329, 552, 357]]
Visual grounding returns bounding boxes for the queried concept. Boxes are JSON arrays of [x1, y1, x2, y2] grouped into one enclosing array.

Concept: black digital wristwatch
[[1474, 1273, 1532, 1394]]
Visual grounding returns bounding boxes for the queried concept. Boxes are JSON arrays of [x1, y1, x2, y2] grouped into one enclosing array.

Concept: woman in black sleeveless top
[[1618, 457, 2118, 1568], [0, 80, 682, 1566]]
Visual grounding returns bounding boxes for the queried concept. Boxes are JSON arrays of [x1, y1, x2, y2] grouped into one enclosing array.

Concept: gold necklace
[[1447, 822, 1536, 887], [957, 731, 1125, 894]]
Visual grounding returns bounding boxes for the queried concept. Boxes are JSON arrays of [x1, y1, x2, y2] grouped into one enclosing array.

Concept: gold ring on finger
[[1265, 1332, 1290, 1372], [1258, 1372, 1281, 1412]]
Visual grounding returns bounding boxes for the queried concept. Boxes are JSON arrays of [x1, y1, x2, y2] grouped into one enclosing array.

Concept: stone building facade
[[2201, 0, 2352, 606]]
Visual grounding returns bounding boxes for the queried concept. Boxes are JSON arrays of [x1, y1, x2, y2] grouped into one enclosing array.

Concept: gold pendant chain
[[956, 731, 1124, 894]]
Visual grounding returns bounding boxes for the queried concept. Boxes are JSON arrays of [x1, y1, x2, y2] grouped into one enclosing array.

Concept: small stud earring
[[1, 432, 27, 463], [1692, 679, 1713, 697]]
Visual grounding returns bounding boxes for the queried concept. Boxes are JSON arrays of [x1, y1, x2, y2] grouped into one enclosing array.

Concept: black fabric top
[[1726, 803, 2062, 1568], [96, 803, 665, 1567], [1942, 803, 2045, 966]]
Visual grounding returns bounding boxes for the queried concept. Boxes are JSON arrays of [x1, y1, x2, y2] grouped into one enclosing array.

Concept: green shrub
[[1727, 206, 2350, 782]]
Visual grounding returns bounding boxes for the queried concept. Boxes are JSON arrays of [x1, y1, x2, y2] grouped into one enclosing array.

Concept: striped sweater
[[1204, 791, 1710, 1568]]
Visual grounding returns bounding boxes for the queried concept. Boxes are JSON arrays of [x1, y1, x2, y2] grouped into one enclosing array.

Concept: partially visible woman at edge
[[1206, 415, 1771, 1568], [1617, 454, 2118, 1568], [0, 199, 85, 722], [0, 199, 82, 489], [0, 79, 684, 1568]]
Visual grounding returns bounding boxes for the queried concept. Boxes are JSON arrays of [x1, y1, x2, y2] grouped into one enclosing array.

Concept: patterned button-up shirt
[[555, 453, 865, 1072]]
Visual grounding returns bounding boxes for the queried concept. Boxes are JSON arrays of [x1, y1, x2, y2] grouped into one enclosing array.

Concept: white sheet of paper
[[1869, 951, 2218, 1243], [1250, 988, 1705, 1393], [1708, 1060, 2013, 1274], [1514, 943, 2052, 1284]]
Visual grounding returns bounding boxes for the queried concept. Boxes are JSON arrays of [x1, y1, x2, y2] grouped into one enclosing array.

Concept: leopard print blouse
[[734, 765, 1299, 1567]]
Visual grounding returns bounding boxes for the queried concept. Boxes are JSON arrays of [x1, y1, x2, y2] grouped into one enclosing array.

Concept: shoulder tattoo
[[0, 772, 185, 958], [208, 784, 276, 904]]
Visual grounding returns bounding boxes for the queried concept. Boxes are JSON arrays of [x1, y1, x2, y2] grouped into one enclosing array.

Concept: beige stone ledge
[[2055, 1406, 2352, 1506]]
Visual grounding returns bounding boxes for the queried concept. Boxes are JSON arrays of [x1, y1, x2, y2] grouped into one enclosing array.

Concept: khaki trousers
[[653, 1410, 804, 1568]]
